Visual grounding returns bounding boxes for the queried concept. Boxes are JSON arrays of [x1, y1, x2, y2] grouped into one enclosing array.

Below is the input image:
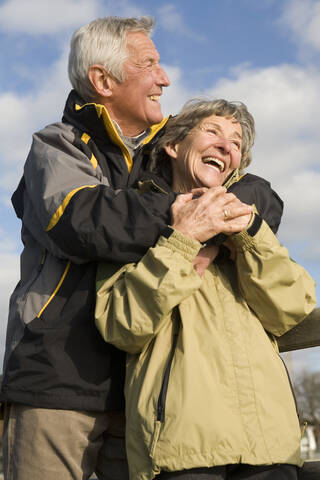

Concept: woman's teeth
[[202, 157, 225, 172]]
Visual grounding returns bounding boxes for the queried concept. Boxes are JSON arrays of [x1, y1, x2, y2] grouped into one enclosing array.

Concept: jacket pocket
[[37, 260, 71, 318], [38, 261, 96, 328]]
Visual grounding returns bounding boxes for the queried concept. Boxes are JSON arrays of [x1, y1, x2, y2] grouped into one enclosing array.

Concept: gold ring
[[223, 209, 229, 219]]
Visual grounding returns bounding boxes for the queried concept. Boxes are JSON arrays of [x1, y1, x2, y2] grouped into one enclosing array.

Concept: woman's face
[[167, 114, 242, 192]]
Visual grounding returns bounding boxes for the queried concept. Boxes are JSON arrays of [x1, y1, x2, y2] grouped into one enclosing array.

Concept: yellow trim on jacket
[[37, 261, 71, 317], [46, 185, 97, 231], [80, 133, 98, 169], [47, 102, 169, 233], [75, 102, 169, 173]]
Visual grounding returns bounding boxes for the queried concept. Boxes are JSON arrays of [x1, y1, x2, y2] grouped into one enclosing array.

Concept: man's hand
[[171, 187, 253, 243]]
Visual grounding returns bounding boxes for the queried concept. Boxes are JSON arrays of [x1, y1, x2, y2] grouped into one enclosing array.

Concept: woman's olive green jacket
[[95, 218, 316, 480]]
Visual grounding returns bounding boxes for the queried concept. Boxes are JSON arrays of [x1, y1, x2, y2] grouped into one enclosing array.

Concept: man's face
[[108, 31, 170, 136], [169, 115, 242, 192]]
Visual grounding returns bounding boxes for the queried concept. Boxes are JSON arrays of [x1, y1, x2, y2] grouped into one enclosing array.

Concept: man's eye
[[145, 60, 156, 69], [232, 141, 241, 150]]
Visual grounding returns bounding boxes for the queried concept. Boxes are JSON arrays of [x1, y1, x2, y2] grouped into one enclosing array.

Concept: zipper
[[150, 309, 180, 459], [279, 354, 299, 418], [156, 327, 179, 422], [281, 355, 306, 439]]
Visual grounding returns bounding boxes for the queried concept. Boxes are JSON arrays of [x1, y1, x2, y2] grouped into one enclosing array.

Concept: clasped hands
[[171, 186, 253, 276]]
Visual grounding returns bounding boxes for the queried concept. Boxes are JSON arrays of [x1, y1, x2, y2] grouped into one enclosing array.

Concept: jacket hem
[[132, 454, 303, 480], [0, 389, 124, 412]]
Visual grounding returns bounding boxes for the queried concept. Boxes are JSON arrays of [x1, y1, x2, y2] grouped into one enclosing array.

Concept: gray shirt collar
[[112, 120, 150, 156]]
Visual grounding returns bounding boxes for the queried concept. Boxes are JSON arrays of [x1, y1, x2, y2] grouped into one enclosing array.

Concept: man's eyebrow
[[141, 53, 160, 63], [134, 56, 158, 69]]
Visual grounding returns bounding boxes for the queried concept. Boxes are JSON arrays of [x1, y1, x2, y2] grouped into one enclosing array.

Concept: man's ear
[[164, 143, 179, 159], [88, 65, 114, 98]]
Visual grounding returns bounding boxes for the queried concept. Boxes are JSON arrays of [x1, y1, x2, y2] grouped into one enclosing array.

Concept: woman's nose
[[216, 137, 232, 154]]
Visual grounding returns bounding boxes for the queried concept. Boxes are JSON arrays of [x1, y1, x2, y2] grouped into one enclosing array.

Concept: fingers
[[171, 193, 193, 216], [197, 186, 227, 203], [191, 187, 208, 198], [220, 193, 252, 221], [170, 186, 253, 242], [171, 192, 193, 207], [223, 203, 252, 221], [222, 212, 253, 234], [195, 188, 253, 236]]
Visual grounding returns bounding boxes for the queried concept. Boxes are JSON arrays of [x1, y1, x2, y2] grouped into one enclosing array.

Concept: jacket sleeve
[[17, 123, 175, 264], [227, 173, 283, 234], [208, 173, 284, 247], [95, 230, 202, 353], [230, 216, 316, 336]]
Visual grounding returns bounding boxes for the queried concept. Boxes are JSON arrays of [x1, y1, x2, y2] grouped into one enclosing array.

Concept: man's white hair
[[68, 16, 154, 101]]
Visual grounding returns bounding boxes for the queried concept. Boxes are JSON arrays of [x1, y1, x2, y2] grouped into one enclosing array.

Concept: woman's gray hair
[[68, 16, 154, 101], [151, 98, 255, 182]]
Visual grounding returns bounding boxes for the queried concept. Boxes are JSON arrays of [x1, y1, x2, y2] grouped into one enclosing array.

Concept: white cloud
[[101, 0, 145, 18], [212, 64, 320, 142], [0, 238, 20, 368], [280, 0, 320, 53], [0, 0, 101, 35], [0, 0, 154, 36], [160, 65, 195, 116], [279, 172, 320, 252], [156, 4, 202, 41], [0, 45, 70, 194]]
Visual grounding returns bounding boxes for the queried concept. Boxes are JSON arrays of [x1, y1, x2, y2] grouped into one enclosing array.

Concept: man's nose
[[156, 65, 170, 87]]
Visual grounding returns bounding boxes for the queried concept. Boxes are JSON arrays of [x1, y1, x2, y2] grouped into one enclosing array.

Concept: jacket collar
[[223, 168, 246, 189], [62, 90, 169, 173]]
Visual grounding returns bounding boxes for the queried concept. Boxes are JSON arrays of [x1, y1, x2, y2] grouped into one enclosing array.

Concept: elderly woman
[[95, 99, 316, 480]]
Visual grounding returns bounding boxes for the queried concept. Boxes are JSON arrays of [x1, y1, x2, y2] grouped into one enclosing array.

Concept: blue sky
[[0, 0, 320, 374]]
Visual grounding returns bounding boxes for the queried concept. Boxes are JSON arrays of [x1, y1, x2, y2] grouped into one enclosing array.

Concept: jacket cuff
[[247, 213, 263, 237], [158, 228, 202, 262], [231, 214, 264, 251]]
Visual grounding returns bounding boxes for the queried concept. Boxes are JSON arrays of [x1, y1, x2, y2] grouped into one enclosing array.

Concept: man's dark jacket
[[0, 90, 174, 411]]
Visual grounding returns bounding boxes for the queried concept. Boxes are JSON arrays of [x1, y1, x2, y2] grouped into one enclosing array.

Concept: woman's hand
[[193, 245, 219, 276], [171, 187, 253, 243]]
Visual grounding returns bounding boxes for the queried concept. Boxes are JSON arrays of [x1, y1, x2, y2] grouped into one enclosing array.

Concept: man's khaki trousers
[[2, 403, 129, 480]]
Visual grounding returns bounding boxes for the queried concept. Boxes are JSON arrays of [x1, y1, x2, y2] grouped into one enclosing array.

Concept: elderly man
[[0, 16, 251, 480]]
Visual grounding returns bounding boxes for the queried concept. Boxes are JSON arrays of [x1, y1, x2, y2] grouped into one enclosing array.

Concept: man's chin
[[146, 101, 165, 124], [148, 112, 164, 127]]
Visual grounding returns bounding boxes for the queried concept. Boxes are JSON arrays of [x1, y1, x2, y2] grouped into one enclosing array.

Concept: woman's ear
[[88, 65, 114, 98], [164, 143, 179, 159]]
